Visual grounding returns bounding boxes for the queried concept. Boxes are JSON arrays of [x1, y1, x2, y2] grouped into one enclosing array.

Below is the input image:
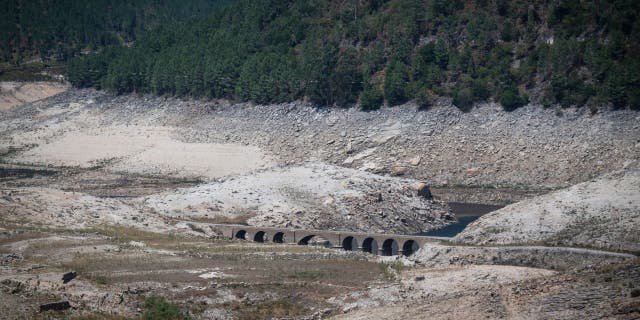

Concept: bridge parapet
[[211, 223, 443, 256]]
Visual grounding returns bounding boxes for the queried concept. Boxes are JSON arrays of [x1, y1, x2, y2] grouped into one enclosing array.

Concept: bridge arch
[[362, 237, 378, 255], [382, 239, 399, 256], [253, 231, 266, 243], [342, 236, 358, 251], [234, 230, 247, 240], [272, 232, 285, 243], [402, 240, 419, 256], [298, 235, 333, 247], [298, 234, 316, 245]]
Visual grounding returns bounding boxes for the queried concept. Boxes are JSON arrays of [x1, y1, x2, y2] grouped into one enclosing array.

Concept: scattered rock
[[409, 156, 421, 166], [62, 271, 77, 284], [40, 301, 71, 312], [390, 165, 407, 176], [412, 182, 433, 200]]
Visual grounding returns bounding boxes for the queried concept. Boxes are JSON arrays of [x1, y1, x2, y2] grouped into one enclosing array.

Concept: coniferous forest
[[1, 0, 228, 63], [8, 0, 640, 111]]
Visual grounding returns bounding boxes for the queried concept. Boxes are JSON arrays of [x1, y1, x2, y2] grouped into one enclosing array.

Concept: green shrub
[[141, 296, 190, 320], [360, 85, 384, 111], [472, 79, 490, 101], [452, 87, 474, 112], [501, 20, 516, 41], [628, 89, 640, 110], [415, 89, 432, 110], [500, 86, 528, 111], [384, 61, 409, 106]]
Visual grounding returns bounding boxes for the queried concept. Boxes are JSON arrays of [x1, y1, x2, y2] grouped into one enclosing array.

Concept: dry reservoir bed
[[0, 227, 390, 319], [1, 87, 639, 319]]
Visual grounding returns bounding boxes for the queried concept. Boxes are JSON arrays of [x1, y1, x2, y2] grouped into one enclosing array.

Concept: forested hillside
[[0, 0, 227, 63], [67, 0, 640, 111]]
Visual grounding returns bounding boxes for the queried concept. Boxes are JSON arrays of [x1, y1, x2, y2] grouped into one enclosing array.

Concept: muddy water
[[417, 202, 503, 237]]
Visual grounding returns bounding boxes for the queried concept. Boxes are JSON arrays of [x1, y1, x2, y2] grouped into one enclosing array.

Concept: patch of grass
[[71, 314, 129, 320], [378, 261, 407, 280], [94, 225, 188, 245], [234, 298, 307, 320], [0, 230, 46, 248], [94, 275, 109, 285], [290, 270, 331, 281], [59, 254, 110, 285], [141, 296, 192, 320]]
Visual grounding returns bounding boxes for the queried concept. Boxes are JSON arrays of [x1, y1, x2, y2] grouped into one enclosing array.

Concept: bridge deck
[[204, 223, 447, 256]]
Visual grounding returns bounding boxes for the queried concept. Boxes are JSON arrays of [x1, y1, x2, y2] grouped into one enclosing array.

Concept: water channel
[[416, 202, 504, 237]]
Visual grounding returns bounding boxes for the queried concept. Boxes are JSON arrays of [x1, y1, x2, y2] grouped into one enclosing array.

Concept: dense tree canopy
[[64, 0, 640, 111], [0, 0, 226, 63]]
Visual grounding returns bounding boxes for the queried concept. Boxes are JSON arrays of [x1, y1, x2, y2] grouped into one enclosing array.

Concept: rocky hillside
[[144, 163, 450, 233], [455, 167, 640, 253], [50, 90, 640, 193], [2, 88, 639, 207]]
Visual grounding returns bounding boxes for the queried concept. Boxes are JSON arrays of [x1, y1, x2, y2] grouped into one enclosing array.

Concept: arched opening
[[362, 238, 378, 255], [234, 230, 246, 240], [342, 236, 358, 251], [253, 231, 266, 243], [402, 240, 419, 256], [272, 232, 285, 243], [298, 235, 316, 245], [382, 239, 399, 256], [298, 235, 332, 247]]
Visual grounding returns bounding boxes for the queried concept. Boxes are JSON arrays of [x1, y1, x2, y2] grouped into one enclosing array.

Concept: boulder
[[62, 271, 76, 284], [390, 165, 407, 176], [40, 301, 71, 312], [412, 182, 433, 200]]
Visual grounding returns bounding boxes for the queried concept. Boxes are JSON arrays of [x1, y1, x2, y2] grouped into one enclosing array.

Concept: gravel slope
[[455, 167, 640, 252], [5, 88, 639, 194], [144, 162, 450, 233]]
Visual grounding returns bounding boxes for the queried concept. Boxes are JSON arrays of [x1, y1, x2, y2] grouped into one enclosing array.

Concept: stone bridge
[[206, 224, 444, 256]]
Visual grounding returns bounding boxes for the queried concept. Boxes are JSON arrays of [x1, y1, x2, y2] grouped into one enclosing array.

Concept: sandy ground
[[455, 167, 640, 252], [13, 125, 273, 179], [0, 81, 68, 111]]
